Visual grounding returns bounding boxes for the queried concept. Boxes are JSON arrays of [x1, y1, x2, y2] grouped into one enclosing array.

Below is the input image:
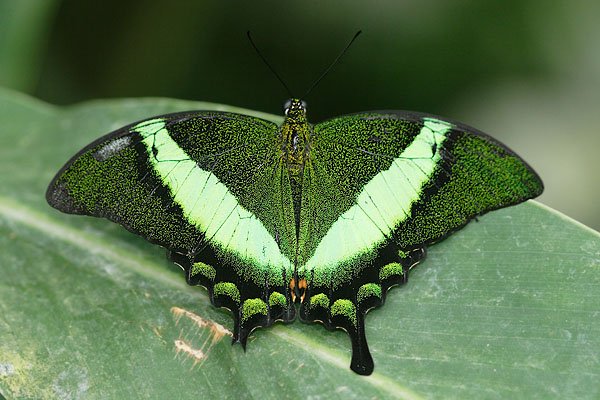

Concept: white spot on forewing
[[134, 120, 291, 270], [304, 118, 452, 270], [93, 136, 132, 161]]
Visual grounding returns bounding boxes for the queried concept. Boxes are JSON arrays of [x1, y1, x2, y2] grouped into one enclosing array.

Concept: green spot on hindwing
[[330, 299, 357, 327], [242, 298, 268, 322], [379, 262, 405, 281], [268, 292, 287, 308], [309, 293, 330, 310], [213, 282, 240, 305], [357, 283, 382, 305], [191, 261, 216, 281], [398, 249, 409, 259]]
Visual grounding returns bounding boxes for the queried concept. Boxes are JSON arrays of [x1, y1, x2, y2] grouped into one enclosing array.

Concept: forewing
[[303, 110, 543, 280]]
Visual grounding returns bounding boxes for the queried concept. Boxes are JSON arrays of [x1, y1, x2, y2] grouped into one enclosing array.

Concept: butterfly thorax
[[280, 99, 311, 173], [280, 99, 312, 236]]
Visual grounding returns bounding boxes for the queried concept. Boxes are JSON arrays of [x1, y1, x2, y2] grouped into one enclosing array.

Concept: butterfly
[[46, 96, 543, 375]]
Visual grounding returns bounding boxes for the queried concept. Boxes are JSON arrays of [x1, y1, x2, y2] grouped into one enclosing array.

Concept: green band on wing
[[134, 119, 292, 272], [304, 118, 452, 272]]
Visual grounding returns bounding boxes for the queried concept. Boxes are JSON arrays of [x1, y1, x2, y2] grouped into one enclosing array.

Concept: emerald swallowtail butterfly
[[46, 99, 543, 375]]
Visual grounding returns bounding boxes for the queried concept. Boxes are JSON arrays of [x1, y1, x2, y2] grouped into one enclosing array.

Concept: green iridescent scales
[[46, 100, 543, 375]]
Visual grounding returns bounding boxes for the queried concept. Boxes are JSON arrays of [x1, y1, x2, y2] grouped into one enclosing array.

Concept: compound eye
[[283, 99, 293, 115], [300, 100, 307, 110]]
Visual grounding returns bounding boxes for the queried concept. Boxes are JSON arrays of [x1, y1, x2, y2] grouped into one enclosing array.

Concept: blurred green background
[[1, 0, 598, 230]]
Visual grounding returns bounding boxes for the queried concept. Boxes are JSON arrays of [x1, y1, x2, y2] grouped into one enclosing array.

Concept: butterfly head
[[283, 98, 307, 121]]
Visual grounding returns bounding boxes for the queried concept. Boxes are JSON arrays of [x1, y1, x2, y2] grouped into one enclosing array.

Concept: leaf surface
[[0, 88, 598, 399]]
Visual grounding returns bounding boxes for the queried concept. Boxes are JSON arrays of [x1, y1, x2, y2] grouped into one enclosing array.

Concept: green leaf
[[0, 1, 60, 92], [1, 87, 599, 399]]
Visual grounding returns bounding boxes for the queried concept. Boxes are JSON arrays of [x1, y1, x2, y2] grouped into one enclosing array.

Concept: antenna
[[247, 31, 293, 98], [302, 30, 362, 99]]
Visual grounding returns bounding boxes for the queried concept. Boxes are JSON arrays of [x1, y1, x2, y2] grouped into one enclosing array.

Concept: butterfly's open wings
[[47, 107, 543, 376], [46, 111, 298, 344], [297, 111, 543, 374]]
